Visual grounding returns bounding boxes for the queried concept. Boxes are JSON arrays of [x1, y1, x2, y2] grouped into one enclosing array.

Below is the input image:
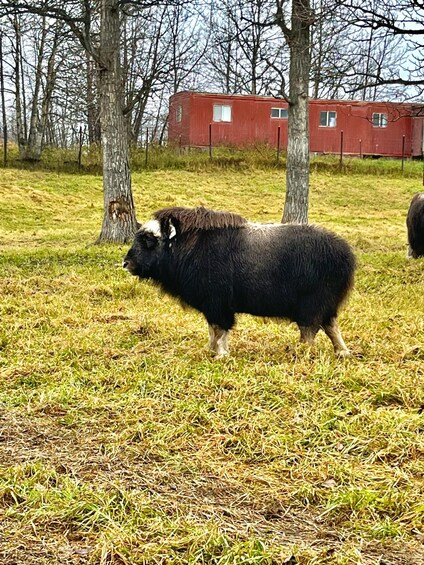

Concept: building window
[[372, 113, 388, 127], [271, 107, 288, 119], [176, 105, 182, 122], [320, 111, 337, 127], [213, 104, 232, 122]]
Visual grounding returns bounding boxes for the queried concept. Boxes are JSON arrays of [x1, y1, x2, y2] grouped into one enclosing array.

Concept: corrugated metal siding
[[168, 92, 192, 146], [309, 100, 413, 157], [412, 117, 424, 157]]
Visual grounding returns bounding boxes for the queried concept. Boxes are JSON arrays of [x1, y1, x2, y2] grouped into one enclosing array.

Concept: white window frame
[[319, 111, 337, 127], [372, 113, 388, 128], [271, 107, 288, 119], [176, 105, 182, 123], [213, 104, 232, 122]]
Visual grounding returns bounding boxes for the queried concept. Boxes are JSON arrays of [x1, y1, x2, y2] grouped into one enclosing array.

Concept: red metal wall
[[309, 100, 413, 157], [168, 91, 193, 147], [412, 116, 424, 157], [168, 92, 422, 158], [169, 92, 288, 147]]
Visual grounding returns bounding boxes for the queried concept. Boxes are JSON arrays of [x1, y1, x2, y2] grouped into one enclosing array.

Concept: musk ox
[[406, 193, 424, 259], [123, 207, 356, 357]]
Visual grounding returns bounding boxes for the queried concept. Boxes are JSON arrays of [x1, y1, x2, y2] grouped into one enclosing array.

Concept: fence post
[[359, 139, 362, 159], [401, 135, 405, 174], [0, 33, 7, 166], [78, 126, 83, 170], [339, 130, 344, 170], [145, 128, 149, 167], [2, 124, 6, 166], [209, 123, 212, 159], [276, 126, 281, 165]]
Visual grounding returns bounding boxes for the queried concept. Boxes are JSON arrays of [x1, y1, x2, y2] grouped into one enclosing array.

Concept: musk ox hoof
[[214, 351, 230, 359], [336, 349, 351, 358]]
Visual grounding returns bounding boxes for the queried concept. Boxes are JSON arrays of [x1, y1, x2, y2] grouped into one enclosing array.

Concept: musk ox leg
[[407, 244, 417, 259], [208, 324, 229, 357], [299, 325, 319, 345], [208, 324, 217, 351], [323, 317, 350, 357]]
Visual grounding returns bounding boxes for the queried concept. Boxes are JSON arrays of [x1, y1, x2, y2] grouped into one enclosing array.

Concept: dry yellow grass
[[1, 160, 424, 564]]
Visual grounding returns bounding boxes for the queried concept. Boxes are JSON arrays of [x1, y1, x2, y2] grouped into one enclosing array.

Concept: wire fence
[[1, 124, 423, 183]]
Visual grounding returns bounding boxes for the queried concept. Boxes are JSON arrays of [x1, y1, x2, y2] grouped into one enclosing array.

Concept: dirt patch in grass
[[2, 409, 424, 564]]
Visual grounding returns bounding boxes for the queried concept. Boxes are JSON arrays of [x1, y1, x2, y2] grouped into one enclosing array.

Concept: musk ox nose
[[123, 254, 136, 273]]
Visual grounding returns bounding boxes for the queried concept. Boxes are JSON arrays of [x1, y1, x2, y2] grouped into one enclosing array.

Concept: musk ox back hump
[[236, 222, 356, 318], [154, 206, 248, 233], [407, 193, 424, 258]]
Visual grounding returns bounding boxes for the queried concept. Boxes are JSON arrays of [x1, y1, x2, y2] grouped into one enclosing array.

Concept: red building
[[168, 91, 424, 158]]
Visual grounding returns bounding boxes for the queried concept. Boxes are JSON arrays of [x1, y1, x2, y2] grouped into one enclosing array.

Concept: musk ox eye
[[143, 234, 158, 249]]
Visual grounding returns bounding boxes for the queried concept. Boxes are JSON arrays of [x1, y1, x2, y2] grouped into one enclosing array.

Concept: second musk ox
[[123, 207, 356, 357], [406, 193, 424, 259]]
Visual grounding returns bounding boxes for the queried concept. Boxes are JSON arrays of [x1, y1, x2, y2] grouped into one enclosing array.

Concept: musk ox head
[[123, 218, 176, 278]]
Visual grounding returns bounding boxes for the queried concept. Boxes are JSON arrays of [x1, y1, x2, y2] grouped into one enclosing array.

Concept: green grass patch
[[1, 162, 424, 563]]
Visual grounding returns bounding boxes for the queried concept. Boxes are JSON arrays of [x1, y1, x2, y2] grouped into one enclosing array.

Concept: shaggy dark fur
[[123, 207, 356, 356], [154, 206, 248, 233], [406, 193, 424, 258]]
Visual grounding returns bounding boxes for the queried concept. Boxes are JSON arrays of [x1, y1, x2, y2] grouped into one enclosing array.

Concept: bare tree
[[207, 0, 286, 96], [24, 15, 48, 160], [86, 52, 101, 145], [310, 2, 354, 99], [166, 2, 208, 96], [309, 2, 409, 101], [121, 2, 207, 146], [0, 0, 167, 243], [0, 30, 8, 164], [207, 2, 243, 94], [96, 0, 138, 242], [335, 0, 424, 101], [274, 0, 313, 224], [123, 5, 170, 145], [12, 13, 26, 156], [212, 0, 312, 223], [151, 1, 209, 141], [23, 17, 62, 160]]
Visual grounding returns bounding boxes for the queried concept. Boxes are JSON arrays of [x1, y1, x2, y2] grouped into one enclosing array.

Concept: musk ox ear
[[161, 218, 178, 240], [169, 221, 177, 239]]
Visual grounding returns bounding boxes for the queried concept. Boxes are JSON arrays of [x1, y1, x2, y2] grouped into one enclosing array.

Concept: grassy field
[[1, 160, 424, 564]]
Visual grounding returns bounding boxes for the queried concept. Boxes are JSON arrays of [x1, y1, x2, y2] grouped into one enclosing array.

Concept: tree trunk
[[24, 17, 47, 161], [39, 30, 60, 150], [363, 26, 374, 102], [13, 15, 26, 158], [311, 10, 322, 99], [0, 32, 8, 165], [97, 0, 138, 244], [86, 53, 101, 145], [282, 0, 311, 224]]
